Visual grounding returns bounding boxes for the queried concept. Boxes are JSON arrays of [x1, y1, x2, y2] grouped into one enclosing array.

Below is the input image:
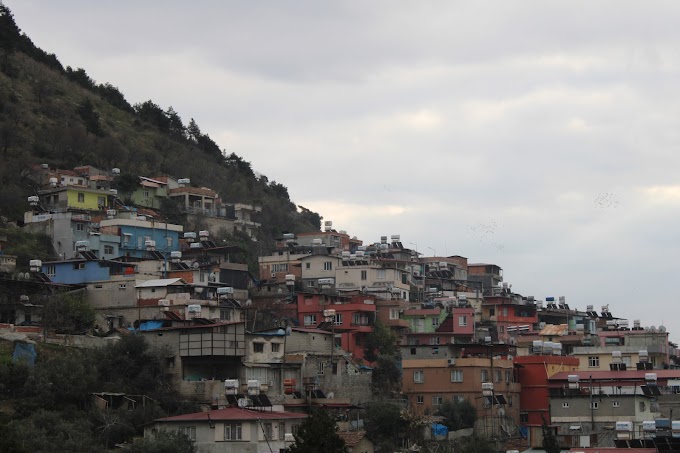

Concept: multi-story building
[[515, 354, 580, 447], [144, 406, 307, 453], [547, 369, 680, 447], [295, 291, 376, 361], [402, 344, 520, 439], [100, 217, 182, 258], [467, 263, 503, 295]]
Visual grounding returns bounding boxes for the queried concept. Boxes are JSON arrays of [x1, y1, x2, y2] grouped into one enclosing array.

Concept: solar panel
[[293, 391, 303, 399], [250, 395, 262, 406], [33, 272, 51, 282], [615, 440, 629, 448], [650, 385, 662, 396], [494, 395, 507, 405], [227, 395, 238, 405], [641, 385, 653, 396], [637, 363, 646, 370], [258, 394, 272, 407]]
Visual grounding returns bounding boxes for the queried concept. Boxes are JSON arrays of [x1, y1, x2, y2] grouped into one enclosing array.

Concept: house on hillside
[[144, 406, 306, 453]]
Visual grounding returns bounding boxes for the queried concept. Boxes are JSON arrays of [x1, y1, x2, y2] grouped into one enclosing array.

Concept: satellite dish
[[237, 398, 250, 408], [245, 299, 252, 307], [192, 262, 199, 269], [279, 319, 289, 328]]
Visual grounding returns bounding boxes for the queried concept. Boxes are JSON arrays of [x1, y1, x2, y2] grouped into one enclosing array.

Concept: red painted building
[[482, 294, 538, 343], [514, 354, 579, 445], [296, 291, 376, 361]]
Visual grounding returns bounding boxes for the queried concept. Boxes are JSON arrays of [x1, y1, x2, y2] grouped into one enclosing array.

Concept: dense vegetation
[[0, 335, 197, 452], [0, 3, 322, 249]]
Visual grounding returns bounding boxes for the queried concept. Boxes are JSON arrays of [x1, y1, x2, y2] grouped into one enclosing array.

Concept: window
[[520, 413, 529, 423], [333, 313, 343, 326], [562, 402, 569, 408], [143, 190, 150, 198], [376, 269, 386, 279], [262, 422, 273, 440], [481, 369, 489, 382], [254, 343, 264, 353], [495, 370, 502, 382], [104, 245, 114, 255], [639, 401, 646, 412], [292, 424, 300, 435], [590, 402, 599, 410], [489, 307, 495, 316], [318, 360, 325, 375], [178, 426, 196, 441], [432, 317, 440, 326], [303, 315, 317, 326], [45, 265, 56, 277], [410, 347, 416, 355], [74, 262, 85, 270], [588, 356, 600, 368], [272, 263, 288, 273], [77, 193, 85, 203], [505, 370, 512, 383], [305, 262, 310, 269], [451, 370, 463, 382], [502, 307, 508, 317], [220, 309, 231, 321], [271, 343, 280, 353], [432, 396, 443, 407], [98, 196, 106, 206], [613, 401, 620, 408], [417, 395, 424, 404], [389, 309, 400, 319], [458, 315, 468, 327], [453, 395, 465, 403], [279, 422, 286, 440], [361, 270, 367, 280], [429, 337, 440, 345], [76, 222, 85, 231], [323, 261, 332, 271], [166, 237, 173, 248], [414, 370, 424, 383], [225, 423, 242, 441]]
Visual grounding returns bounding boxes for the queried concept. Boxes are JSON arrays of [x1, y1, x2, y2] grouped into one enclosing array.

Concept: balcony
[[386, 318, 410, 328]]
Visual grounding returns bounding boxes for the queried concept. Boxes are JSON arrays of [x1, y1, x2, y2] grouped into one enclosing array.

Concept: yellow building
[[39, 187, 111, 211]]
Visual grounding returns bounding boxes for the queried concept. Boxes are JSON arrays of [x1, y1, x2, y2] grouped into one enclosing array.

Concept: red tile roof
[[155, 406, 307, 422]]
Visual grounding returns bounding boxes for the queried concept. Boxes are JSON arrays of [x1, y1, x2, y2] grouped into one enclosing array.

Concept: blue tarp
[[519, 425, 529, 439], [432, 423, 449, 437], [12, 342, 36, 367], [128, 321, 164, 331]]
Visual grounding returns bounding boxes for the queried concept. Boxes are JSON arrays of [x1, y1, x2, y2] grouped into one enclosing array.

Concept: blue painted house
[[42, 259, 135, 284], [100, 218, 183, 258]]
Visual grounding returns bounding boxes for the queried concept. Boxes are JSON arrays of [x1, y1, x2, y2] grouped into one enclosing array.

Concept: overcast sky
[[10, 1, 680, 342]]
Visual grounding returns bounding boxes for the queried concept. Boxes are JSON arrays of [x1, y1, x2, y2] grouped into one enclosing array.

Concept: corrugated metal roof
[[550, 369, 680, 381], [135, 278, 186, 288], [539, 324, 569, 336]]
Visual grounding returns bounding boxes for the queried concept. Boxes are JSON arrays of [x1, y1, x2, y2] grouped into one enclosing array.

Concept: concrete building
[[100, 217, 182, 258], [515, 354, 580, 447], [296, 291, 376, 361], [402, 351, 520, 439], [547, 369, 680, 447], [144, 406, 306, 453], [140, 321, 246, 403]]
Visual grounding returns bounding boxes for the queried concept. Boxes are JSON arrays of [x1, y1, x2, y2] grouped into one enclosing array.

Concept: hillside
[[0, 4, 322, 248]]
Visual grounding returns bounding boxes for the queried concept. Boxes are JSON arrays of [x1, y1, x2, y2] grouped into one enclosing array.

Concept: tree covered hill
[[0, 4, 322, 243]]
